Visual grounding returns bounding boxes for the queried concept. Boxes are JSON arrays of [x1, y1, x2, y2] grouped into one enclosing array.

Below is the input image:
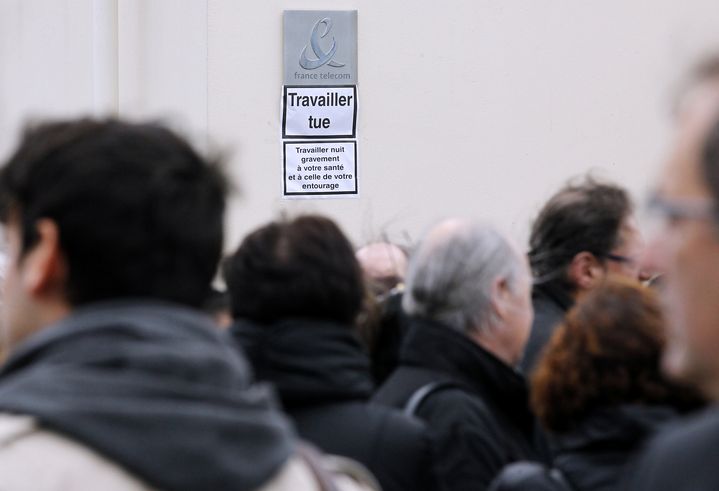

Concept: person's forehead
[[617, 219, 642, 246], [660, 82, 719, 198], [356, 243, 407, 278], [620, 215, 640, 234]]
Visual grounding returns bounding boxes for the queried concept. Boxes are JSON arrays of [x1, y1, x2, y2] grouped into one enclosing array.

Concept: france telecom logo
[[299, 17, 346, 70]]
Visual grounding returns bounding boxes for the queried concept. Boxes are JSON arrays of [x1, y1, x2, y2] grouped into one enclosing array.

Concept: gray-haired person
[[373, 219, 549, 491]]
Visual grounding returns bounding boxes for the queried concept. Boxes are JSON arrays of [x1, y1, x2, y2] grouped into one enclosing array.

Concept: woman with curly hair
[[490, 278, 703, 491]]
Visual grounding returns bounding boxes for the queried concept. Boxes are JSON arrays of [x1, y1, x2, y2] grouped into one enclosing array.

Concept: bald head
[[356, 242, 408, 279], [356, 242, 408, 296]]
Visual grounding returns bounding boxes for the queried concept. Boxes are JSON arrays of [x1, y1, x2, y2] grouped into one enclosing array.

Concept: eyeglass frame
[[603, 253, 636, 266], [645, 193, 719, 225]]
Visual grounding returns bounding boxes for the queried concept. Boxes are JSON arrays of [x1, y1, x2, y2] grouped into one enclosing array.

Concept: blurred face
[[1, 218, 34, 350], [641, 82, 719, 399], [469, 246, 534, 367], [505, 260, 534, 365], [604, 217, 645, 281], [0, 215, 68, 354]]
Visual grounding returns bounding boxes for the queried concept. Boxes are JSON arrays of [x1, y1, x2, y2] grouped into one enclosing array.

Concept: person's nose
[[639, 234, 666, 287]]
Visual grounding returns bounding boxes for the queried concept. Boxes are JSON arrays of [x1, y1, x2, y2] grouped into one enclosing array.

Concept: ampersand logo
[[299, 17, 346, 70]]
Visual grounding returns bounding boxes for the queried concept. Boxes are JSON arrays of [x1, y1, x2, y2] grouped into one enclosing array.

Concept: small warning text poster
[[284, 141, 357, 197]]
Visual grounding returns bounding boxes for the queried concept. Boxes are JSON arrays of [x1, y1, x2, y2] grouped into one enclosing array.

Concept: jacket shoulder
[[489, 462, 571, 491], [294, 400, 426, 449], [419, 383, 493, 422], [258, 451, 379, 491], [0, 413, 157, 491], [0, 414, 378, 491], [417, 388, 531, 489], [623, 409, 719, 490], [293, 401, 434, 491]]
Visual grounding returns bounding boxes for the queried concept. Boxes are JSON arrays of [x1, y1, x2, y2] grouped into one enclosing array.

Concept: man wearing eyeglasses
[[625, 56, 719, 491], [520, 177, 647, 373]]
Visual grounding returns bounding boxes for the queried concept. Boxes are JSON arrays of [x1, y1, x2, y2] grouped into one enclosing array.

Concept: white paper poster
[[284, 141, 357, 196], [282, 85, 357, 138]]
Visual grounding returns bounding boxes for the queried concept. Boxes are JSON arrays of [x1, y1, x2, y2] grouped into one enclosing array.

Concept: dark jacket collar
[[0, 300, 295, 491], [400, 317, 531, 425], [533, 281, 574, 312], [231, 318, 374, 410]]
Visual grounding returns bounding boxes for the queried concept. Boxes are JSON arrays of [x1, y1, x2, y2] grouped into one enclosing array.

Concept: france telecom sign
[[282, 10, 358, 199], [283, 11, 357, 85]]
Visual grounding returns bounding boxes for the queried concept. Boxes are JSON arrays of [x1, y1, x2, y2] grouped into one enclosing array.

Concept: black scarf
[[0, 301, 295, 491]]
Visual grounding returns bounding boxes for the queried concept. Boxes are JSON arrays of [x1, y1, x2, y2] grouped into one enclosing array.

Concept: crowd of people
[[0, 56, 718, 491]]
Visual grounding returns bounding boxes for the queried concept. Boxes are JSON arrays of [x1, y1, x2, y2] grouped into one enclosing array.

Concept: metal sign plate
[[283, 10, 358, 86]]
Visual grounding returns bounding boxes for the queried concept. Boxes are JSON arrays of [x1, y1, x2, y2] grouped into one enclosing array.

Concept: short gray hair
[[403, 221, 524, 334]]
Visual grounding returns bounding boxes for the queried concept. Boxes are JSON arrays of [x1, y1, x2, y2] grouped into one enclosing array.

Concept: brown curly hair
[[531, 277, 702, 433]]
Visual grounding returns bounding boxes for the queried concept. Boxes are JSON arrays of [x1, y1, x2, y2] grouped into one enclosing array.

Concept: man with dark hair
[[625, 55, 719, 491], [224, 215, 437, 491], [0, 119, 307, 490], [224, 215, 365, 326], [521, 177, 645, 372]]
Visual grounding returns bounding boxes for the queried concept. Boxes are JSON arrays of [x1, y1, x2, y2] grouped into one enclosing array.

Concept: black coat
[[521, 283, 574, 374], [621, 407, 719, 491], [231, 318, 438, 491], [373, 317, 548, 491], [369, 291, 409, 385], [490, 405, 679, 491]]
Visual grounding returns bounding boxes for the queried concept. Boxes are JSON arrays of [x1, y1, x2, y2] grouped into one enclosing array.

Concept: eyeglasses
[[645, 194, 717, 226], [604, 253, 636, 266]]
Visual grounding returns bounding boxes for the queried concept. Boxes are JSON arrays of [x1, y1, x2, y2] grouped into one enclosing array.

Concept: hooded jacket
[[232, 318, 437, 491], [0, 301, 296, 491], [373, 317, 548, 491]]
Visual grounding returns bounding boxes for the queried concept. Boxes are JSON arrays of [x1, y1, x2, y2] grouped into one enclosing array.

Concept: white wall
[[2, 0, 719, 251], [0, 0, 95, 154]]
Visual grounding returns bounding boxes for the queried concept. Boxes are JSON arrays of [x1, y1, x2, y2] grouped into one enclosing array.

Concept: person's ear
[[567, 251, 603, 291], [21, 219, 67, 298], [490, 276, 512, 323]]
